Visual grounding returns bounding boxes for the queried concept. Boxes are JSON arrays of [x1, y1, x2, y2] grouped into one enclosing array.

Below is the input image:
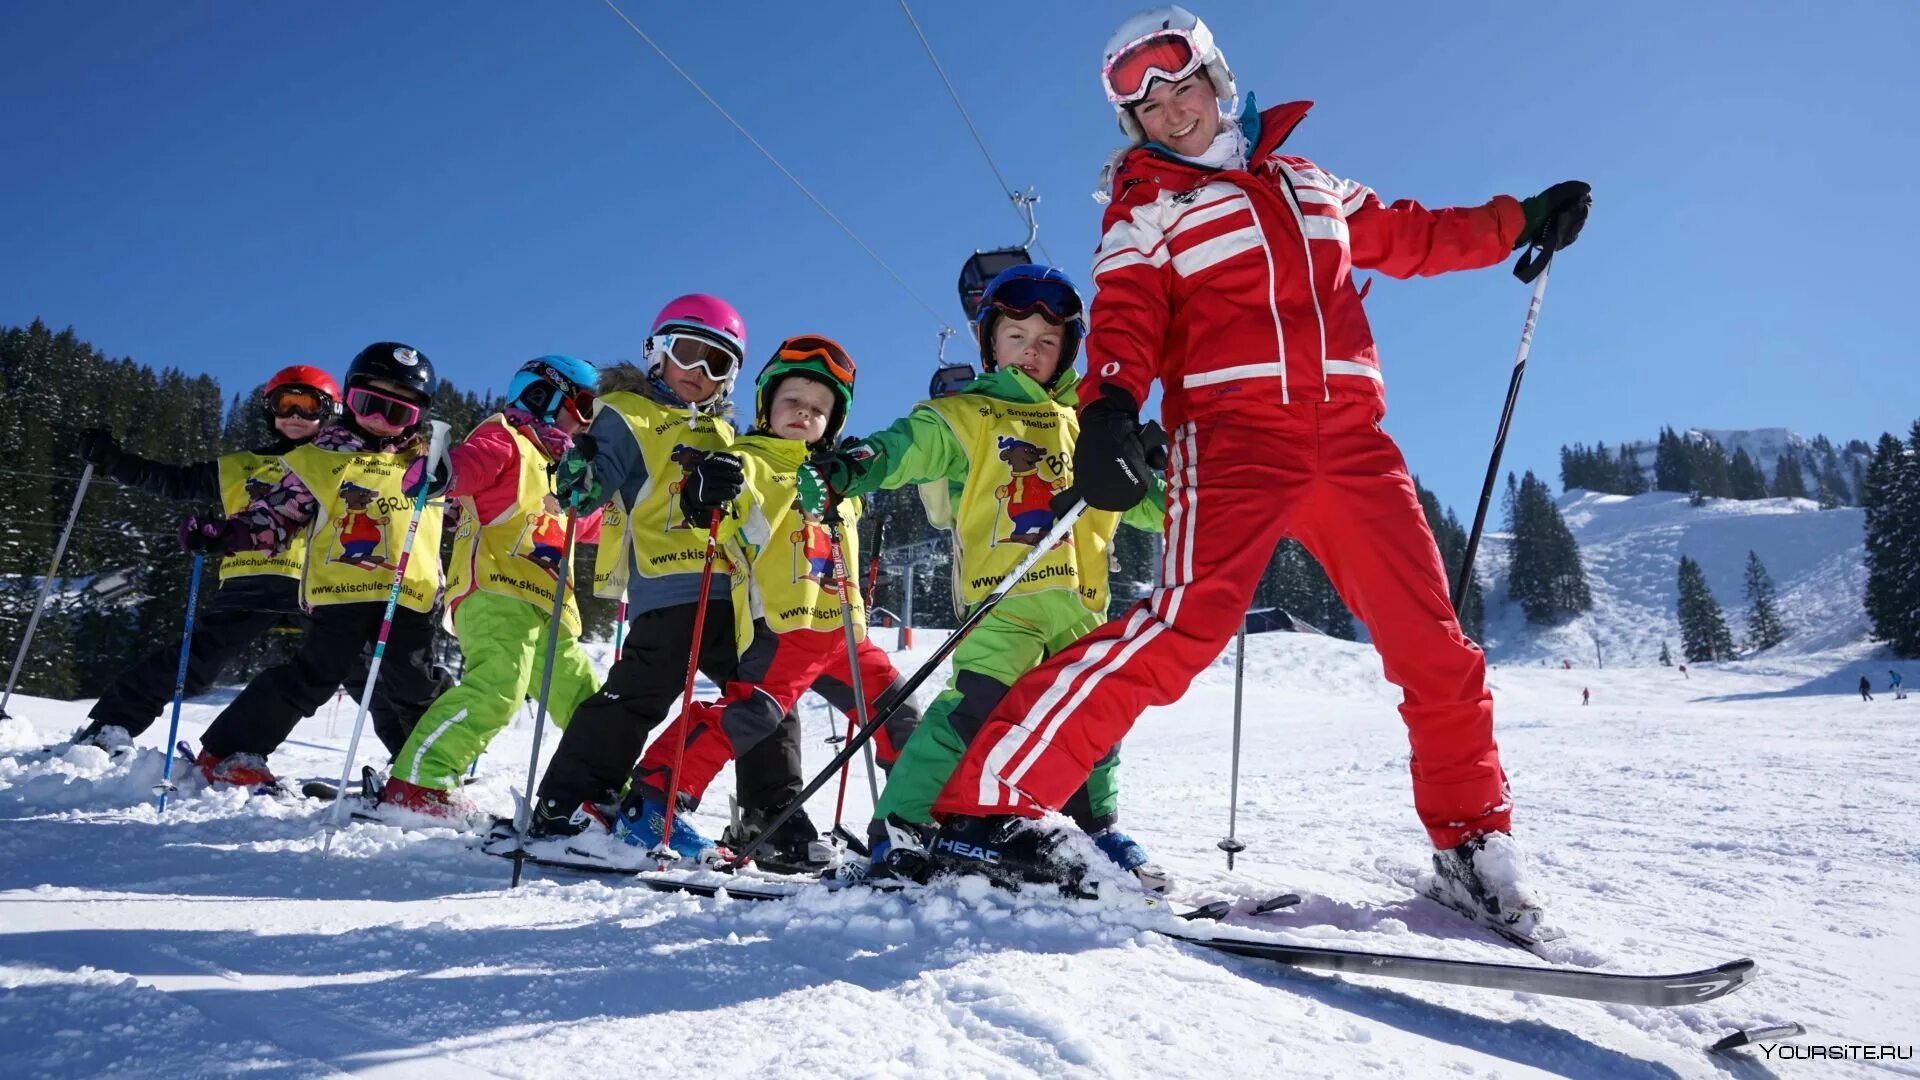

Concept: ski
[[1710, 1022, 1806, 1052], [1159, 927, 1756, 1007]]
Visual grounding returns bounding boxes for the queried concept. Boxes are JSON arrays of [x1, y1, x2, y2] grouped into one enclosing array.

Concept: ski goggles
[[656, 330, 743, 382], [265, 385, 334, 421], [345, 386, 424, 429], [521, 359, 598, 423], [774, 335, 856, 389], [986, 277, 1082, 325], [1102, 28, 1207, 106]]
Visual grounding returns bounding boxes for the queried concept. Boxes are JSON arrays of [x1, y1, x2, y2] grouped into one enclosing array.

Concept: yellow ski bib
[[920, 394, 1119, 614], [283, 443, 443, 613], [728, 435, 864, 640], [216, 452, 305, 584], [591, 390, 736, 594], [445, 416, 580, 636]]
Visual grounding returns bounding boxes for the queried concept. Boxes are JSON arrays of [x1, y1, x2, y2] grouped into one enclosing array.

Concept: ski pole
[[1217, 616, 1247, 869], [1452, 239, 1559, 612], [1, 464, 94, 719], [651, 507, 725, 867], [726, 501, 1088, 871], [324, 420, 452, 843], [612, 504, 637, 661], [823, 510, 880, 832], [510, 511, 579, 888], [152, 554, 205, 813]]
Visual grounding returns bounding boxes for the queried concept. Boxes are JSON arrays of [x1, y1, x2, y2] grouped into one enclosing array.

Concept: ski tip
[[1177, 900, 1233, 922], [1253, 893, 1304, 914], [1710, 1020, 1805, 1053]]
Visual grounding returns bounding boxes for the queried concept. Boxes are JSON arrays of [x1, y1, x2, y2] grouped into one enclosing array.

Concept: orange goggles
[[774, 334, 856, 388]]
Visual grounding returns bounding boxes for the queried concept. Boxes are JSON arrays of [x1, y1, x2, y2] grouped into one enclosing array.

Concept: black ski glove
[[78, 428, 122, 471], [178, 511, 249, 556], [1516, 180, 1591, 252], [1068, 384, 1167, 512], [679, 451, 745, 523]]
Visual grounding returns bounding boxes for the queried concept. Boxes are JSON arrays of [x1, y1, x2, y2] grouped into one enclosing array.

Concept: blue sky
[[4, 1, 1915, 515]]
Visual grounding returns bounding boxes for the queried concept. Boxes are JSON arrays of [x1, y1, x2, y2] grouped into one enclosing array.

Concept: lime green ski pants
[[873, 591, 1120, 832], [393, 591, 598, 791]]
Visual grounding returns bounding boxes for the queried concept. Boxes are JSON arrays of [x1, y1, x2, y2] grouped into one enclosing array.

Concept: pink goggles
[[345, 386, 423, 429]]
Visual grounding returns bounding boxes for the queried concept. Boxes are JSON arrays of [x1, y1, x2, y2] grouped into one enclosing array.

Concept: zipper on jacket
[[1274, 170, 1331, 403], [1235, 185, 1291, 406]]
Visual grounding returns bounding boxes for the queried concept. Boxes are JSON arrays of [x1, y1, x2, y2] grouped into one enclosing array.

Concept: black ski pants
[[86, 577, 402, 743], [199, 601, 442, 761], [537, 598, 802, 813]]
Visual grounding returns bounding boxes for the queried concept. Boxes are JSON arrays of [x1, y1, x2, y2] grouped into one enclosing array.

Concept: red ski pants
[[933, 404, 1509, 848], [635, 623, 907, 807]]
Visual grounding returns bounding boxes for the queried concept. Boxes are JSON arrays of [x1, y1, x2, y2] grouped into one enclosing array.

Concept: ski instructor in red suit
[[927, 5, 1590, 938]]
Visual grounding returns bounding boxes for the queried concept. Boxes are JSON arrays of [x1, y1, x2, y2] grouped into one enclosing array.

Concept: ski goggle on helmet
[[975, 264, 1086, 378], [754, 335, 856, 443], [645, 293, 747, 406], [262, 364, 340, 421], [1101, 6, 1234, 109], [345, 386, 424, 430], [508, 355, 599, 426]]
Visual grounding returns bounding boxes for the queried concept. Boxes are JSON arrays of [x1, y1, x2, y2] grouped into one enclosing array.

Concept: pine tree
[[1688, 434, 1733, 498], [1653, 427, 1693, 493], [1658, 639, 1673, 666], [1861, 427, 1920, 656], [1742, 549, 1786, 651], [1616, 444, 1649, 495], [1676, 554, 1738, 662], [1507, 470, 1592, 623], [1728, 447, 1769, 500], [1770, 448, 1809, 499]]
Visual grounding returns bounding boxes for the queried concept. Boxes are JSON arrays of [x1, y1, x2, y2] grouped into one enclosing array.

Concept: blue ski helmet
[[973, 264, 1086, 385], [508, 354, 600, 424]]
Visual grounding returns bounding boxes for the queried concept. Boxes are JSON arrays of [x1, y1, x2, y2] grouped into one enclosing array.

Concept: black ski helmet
[[346, 342, 438, 402]]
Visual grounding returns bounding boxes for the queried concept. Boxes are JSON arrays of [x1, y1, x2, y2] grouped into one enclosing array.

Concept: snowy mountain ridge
[[1475, 489, 1867, 666]]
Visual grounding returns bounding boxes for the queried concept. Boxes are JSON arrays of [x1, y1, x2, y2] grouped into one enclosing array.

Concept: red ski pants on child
[[635, 623, 908, 807], [933, 404, 1510, 848]]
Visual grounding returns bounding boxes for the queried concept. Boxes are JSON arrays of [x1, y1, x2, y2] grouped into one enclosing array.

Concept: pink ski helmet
[[645, 293, 747, 407]]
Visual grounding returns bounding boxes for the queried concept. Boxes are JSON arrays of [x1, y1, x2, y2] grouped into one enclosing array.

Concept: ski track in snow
[[3, 633, 1917, 1079]]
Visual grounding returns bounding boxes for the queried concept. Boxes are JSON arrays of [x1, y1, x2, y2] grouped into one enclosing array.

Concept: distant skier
[[1678, 665, 1689, 679], [1581, 688, 1589, 706], [1890, 670, 1905, 700], [1859, 676, 1873, 702]]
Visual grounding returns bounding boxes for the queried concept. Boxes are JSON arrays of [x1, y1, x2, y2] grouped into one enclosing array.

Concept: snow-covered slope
[[4, 632, 1914, 1078], [1476, 490, 1868, 666]]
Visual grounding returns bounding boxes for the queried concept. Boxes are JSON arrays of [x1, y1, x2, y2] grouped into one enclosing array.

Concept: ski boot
[[1430, 831, 1553, 943], [527, 796, 615, 839], [380, 776, 476, 820], [928, 814, 1088, 894], [193, 748, 276, 788], [1089, 827, 1172, 893], [721, 803, 835, 876], [614, 796, 729, 866]]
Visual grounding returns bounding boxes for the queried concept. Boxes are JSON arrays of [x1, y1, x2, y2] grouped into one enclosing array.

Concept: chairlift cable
[[895, 0, 1057, 265], [599, 0, 953, 332]]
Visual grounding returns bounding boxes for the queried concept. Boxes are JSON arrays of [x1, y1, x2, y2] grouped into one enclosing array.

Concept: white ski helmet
[[1101, 6, 1236, 143]]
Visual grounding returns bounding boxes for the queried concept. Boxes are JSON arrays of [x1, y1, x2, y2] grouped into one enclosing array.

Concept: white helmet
[[1101, 6, 1236, 143]]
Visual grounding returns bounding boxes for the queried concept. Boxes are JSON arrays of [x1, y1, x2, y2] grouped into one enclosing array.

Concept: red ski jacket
[[1087, 101, 1525, 426]]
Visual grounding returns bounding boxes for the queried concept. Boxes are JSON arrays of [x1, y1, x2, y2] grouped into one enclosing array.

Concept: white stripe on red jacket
[[1086, 100, 1525, 426]]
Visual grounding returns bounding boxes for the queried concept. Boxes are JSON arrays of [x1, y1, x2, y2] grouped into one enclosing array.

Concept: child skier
[[611, 335, 920, 862], [176, 342, 447, 786], [532, 297, 825, 871], [379, 356, 603, 816], [809, 265, 1169, 888], [68, 365, 391, 750]]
